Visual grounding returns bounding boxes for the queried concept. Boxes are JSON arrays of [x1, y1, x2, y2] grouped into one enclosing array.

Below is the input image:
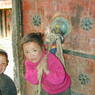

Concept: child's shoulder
[[48, 52, 59, 61]]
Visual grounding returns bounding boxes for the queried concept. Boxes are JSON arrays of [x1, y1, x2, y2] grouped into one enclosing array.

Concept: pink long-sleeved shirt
[[24, 52, 71, 94]]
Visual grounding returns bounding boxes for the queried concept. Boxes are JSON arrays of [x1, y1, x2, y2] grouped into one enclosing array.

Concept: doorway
[[0, 8, 14, 80]]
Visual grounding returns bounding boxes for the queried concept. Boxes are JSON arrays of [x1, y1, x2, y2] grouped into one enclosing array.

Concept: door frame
[[12, 0, 25, 95]]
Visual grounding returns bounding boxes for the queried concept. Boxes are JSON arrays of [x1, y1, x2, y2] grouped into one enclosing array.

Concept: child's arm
[[25, 81, 33, 95], [25, 80, 38, 95], [44, 53, 66, 85]]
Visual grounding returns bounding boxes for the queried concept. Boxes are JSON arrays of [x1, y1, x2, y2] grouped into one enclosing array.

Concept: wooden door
[[12, 0, 95, 95]]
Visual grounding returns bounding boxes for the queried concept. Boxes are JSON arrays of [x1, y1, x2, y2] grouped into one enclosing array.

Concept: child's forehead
[[0, 56, 7, 64], [23, 41, 41, 48], [0, 54, 7, 59], [0, 54, 6, 57]]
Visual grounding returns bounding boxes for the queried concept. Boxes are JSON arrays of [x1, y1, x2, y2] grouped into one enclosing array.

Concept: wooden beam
[[12, 0, 24, 95]]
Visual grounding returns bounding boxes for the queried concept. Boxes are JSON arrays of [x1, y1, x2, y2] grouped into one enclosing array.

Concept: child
[[21, 32, 71, 95], [0, 49, 17, 95]]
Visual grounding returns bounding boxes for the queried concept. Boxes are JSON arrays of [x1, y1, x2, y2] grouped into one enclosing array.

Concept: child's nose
[[29, 52, 35, 56], [28, 53, 33, 56]]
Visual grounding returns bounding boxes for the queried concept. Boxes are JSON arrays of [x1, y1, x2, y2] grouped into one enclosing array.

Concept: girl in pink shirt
[[21, 32, 71, 95]]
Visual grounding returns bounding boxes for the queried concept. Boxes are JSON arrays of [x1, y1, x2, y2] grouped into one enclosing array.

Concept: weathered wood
[[12, 0, 25, 95]]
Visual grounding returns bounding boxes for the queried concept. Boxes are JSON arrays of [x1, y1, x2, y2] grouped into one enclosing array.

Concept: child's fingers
[[44, 68, 49, 74]]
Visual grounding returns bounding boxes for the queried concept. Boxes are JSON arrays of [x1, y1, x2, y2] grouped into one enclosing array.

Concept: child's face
[[23, 42, 43, 63], [0, 55, 7, 74]]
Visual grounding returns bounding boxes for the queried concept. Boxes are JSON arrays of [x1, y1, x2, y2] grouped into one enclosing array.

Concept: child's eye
[[2, 63, 6, 64], [0, 63, 6, 65], [25, 51, 29, 53], [33, 50, 37, 52]]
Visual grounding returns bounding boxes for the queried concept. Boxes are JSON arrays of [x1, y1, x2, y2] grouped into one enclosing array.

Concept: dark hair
[[0, 49, 9, 65], [21, 32, 44, 48]]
